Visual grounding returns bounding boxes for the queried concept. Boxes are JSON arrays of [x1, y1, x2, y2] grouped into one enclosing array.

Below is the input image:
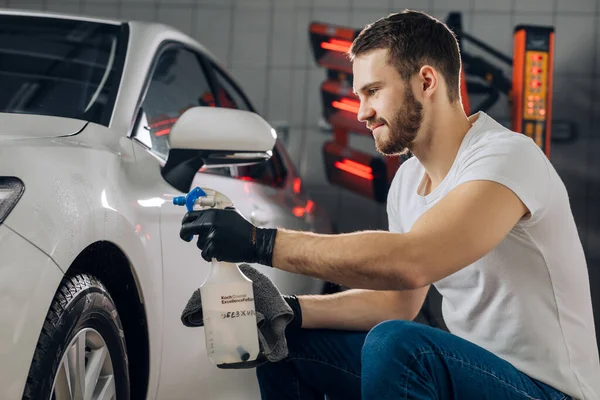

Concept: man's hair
[[349, 10, 462, 103]]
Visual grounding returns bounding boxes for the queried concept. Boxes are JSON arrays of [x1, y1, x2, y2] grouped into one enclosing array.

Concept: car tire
[[23, 273, 130, 400]]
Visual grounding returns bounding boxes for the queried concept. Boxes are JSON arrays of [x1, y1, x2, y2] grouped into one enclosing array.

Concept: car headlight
[[0, 177, 24, 225]]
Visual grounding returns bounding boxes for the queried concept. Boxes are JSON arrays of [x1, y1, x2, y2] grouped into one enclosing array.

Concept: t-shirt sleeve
[[455, 136, 551, 223]]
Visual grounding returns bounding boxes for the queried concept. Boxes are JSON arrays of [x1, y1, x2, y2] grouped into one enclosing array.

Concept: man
[[180, 10, 600, 400]]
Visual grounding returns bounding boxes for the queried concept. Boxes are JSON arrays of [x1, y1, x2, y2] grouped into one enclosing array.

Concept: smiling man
[[179, 10, 600, 400]]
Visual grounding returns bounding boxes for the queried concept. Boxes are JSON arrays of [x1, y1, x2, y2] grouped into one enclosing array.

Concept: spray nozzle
[[174, 186, 208, 242], [173, 186, 208, 212]]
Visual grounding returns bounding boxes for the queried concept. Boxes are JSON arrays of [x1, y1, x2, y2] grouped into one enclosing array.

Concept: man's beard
[[370, 87, 423, 156]]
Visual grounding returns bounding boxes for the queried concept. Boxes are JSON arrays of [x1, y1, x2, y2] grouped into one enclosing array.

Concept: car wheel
[[23, 273, 130, 400]]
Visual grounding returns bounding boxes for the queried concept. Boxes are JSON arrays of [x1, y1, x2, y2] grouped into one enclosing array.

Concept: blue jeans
[[256, 320, 571, 399]]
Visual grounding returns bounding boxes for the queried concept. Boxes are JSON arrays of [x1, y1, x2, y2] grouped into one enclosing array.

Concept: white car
[[0, 9, 333, 400]]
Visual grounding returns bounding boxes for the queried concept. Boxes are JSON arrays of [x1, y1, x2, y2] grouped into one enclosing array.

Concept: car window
[[0, 15, 125, 126], [134, 46, 231, 177], [212, 67, 252, 111], [136, 47, 214, 160], [209, 64, 287, 188]]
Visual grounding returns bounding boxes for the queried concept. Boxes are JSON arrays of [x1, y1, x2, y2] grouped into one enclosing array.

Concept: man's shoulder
[[469, 116, 526, 146], [461, 119, 546, 166]]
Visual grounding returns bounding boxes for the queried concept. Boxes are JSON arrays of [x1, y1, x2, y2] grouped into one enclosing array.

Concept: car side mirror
[[161, 107, 277, 192]]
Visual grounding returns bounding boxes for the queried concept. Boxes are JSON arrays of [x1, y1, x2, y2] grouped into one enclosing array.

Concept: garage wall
[[4, 0, 599, 342]]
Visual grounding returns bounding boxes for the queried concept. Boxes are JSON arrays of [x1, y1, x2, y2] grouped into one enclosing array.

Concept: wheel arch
[[66, 240, 150, 400]]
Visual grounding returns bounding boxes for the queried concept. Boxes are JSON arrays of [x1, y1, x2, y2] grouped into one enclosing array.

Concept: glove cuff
[[254, 227, 277, 267], [283, 295, 303, 330]]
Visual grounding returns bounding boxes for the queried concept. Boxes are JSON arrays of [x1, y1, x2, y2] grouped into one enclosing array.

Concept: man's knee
[[361, 320, 438, 397], [361, 320, 434, 366]]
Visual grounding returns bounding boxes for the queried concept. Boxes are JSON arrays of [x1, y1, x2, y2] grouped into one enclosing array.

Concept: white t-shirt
[[387, 111, 600, 399]]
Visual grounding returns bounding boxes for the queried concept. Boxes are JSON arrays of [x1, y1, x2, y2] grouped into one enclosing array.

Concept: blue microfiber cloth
[[181, 263, 294, 369]]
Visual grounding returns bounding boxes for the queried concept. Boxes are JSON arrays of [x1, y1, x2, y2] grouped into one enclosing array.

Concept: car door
[[129, 44, 264, 399]]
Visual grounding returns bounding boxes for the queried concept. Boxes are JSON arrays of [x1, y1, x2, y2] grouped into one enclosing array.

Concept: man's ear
[[418, 65, 438, 98]]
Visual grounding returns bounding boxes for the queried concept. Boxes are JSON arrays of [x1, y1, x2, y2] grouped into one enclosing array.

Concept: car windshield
[[0, 15, 126, 126]]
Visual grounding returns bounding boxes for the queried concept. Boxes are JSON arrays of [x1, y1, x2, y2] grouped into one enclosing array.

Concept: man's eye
[[368, 88, 378, 95]]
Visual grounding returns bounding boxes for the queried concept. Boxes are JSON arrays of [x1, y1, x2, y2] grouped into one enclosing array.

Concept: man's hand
[[179, 208, 277, 266]]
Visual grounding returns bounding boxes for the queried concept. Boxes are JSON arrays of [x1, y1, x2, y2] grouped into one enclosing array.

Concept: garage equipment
[[174, 187, 260, 366], [309, 12, 557, 203], [511, 24, 555, 155]]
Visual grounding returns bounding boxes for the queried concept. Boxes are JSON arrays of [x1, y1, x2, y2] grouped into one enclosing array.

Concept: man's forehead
[[352, 49, 392, 91]]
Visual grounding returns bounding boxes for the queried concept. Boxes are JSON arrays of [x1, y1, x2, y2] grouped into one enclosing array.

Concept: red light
[[292, 200, 315, 218], [154, 128, 171, 136], [531, 80, 541, 88], [292, 207, 305, 217], [239, 176, 252, 181], [149, 117, 178, 128], [311, 23, 355, 40], [334, 159, 374, 180], [332, 98, 360, 114], [531, 68, 541, 74], [532, 54, 543, 61], [293, 177, 302, 194], [321, 38, 353, 53], [539, 109, 546, 116], [342, 159, 371, 173]]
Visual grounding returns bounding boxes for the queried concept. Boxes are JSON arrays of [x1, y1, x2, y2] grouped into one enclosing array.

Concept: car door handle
[[250, 209, 270, 227]]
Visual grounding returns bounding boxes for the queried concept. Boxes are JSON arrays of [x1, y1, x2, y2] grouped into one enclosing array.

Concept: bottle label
[[221, 309, 256, 319], [202, 284, 256, 313], [220, 293, 254, 304], [219, 293, 256, 319]]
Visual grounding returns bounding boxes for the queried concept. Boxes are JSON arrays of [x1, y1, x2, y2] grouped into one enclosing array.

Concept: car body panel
[[0, 224, 64, 399], [1, 122, 165, 398], [132, 135, 327, 398], [0, 113, 87, 140], [133, 141, 265, 399]]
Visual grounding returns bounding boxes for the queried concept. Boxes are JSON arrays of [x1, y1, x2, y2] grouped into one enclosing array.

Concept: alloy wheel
[[50, 327, 116, 400]]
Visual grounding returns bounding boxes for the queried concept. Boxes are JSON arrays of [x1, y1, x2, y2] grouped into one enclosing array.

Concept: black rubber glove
[[282, 295, 303, 330], [179, 208, 277, 266]]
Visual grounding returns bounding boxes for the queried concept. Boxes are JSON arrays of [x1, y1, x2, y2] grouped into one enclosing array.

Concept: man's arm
[[297, 286, 430, 331], [272, 180, 528, 290]]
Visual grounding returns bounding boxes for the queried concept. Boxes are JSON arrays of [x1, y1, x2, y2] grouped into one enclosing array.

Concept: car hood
[[0, 113, 87, 141]]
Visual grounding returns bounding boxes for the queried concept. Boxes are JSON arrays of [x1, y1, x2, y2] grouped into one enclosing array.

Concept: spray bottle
[[174, 186, 260, 366]]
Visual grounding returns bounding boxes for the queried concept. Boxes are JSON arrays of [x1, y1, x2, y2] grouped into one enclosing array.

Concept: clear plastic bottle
[[200, 258, 260, 365], [174, 187, 260, 366]]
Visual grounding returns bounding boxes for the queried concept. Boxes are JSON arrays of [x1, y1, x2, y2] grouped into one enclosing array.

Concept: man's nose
[[357, 101, 374, 123]]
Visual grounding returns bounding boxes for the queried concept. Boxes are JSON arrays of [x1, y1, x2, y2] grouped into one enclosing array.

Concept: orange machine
[[511, 25, 555, 156], [309, 12, 556, 203]]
